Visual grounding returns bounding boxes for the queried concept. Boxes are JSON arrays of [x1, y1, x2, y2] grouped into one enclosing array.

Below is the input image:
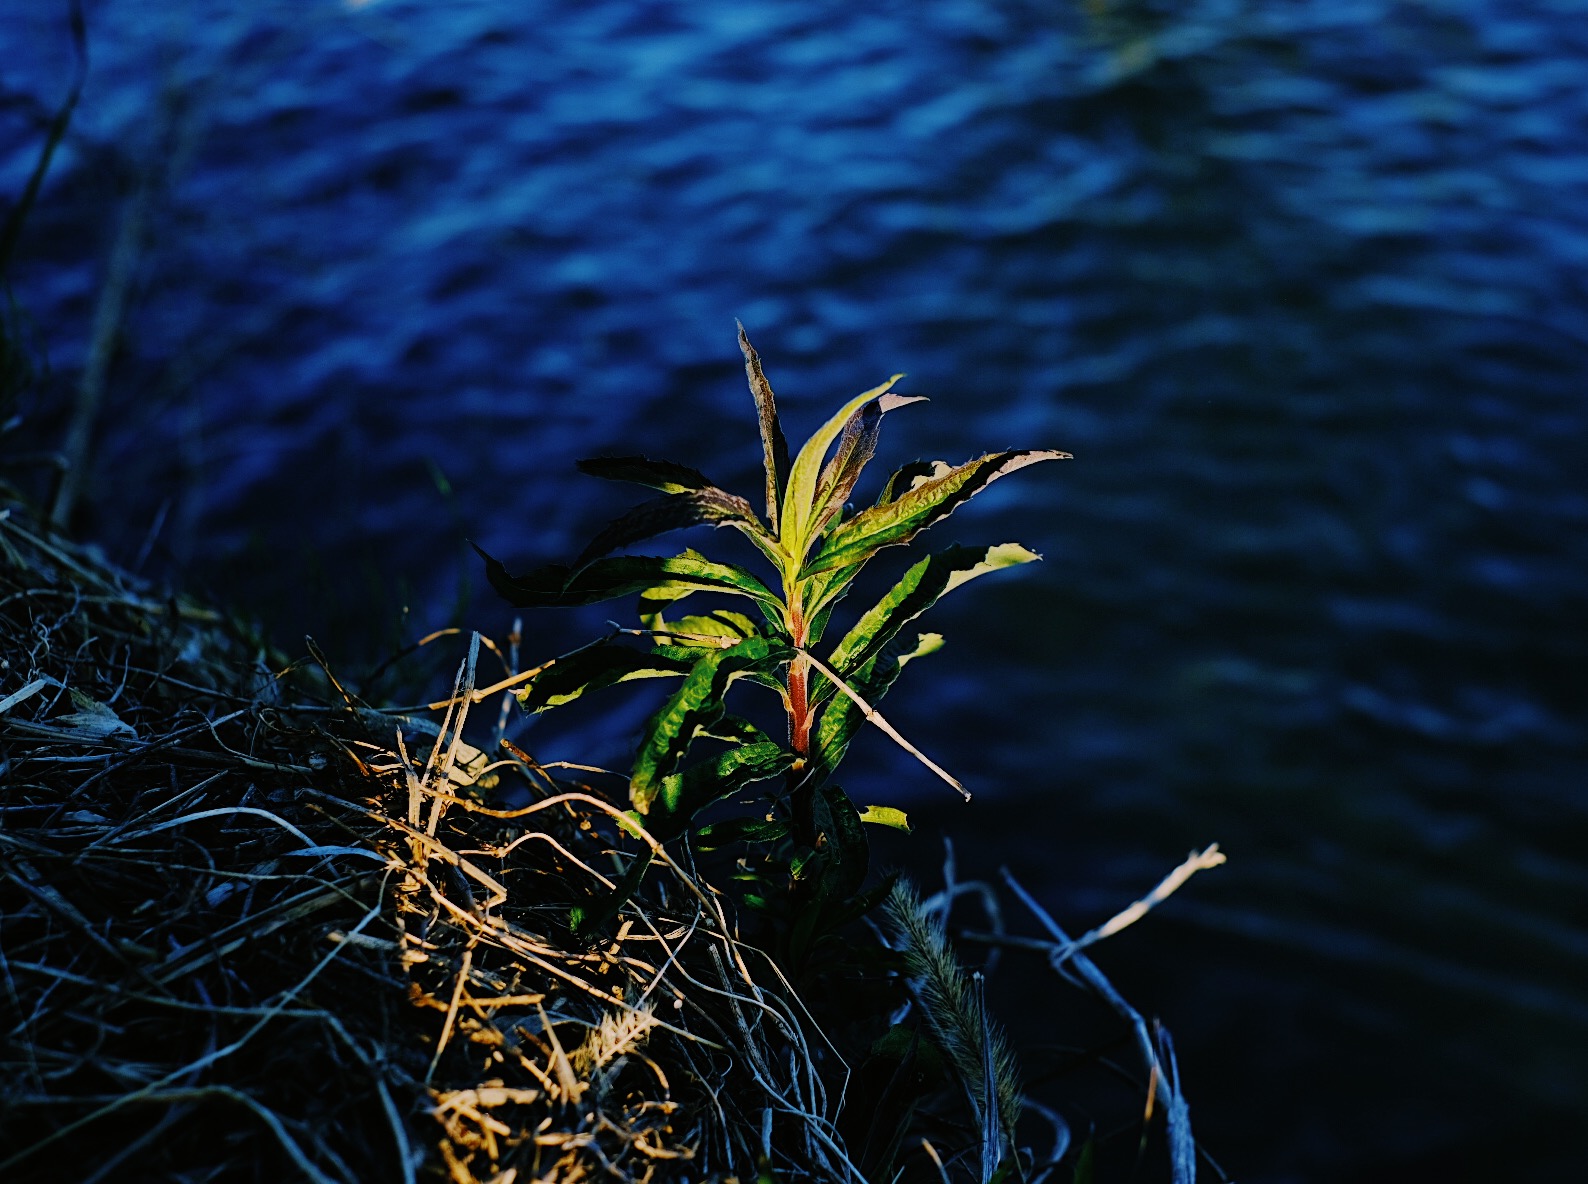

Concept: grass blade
[[803, 643, 966, 799]]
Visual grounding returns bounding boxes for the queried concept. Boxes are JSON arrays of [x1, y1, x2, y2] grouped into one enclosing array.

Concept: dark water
[[4, 1, 1586, 1178]]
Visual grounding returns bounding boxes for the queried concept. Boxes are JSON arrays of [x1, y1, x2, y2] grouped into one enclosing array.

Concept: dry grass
[[359, 629, 868, 1184], [0, 485, 416, 1182], [0, 484, 863, 1182]]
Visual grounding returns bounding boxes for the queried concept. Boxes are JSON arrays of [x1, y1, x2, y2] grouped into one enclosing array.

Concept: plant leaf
[[804, 449, 1070, 576], [815, 542, 1039, 707], [802, 558, 867, 625], [576, 455, 715, 493], [811, 393, 927, 539], [696, 814, 792, 848], [630, 636, 790, 814], [876, 459, 943, 505], [54, 690, 135, 741], [858, 804, 912, 832], [650, 610, 760, 652], [572, 487, 777, 570], [475, 543, 782, 610], [514, 640, 693, 713], [739, 322, 790, 533], [779, 375, 906, 562], [652, 740, 796, 827], [810, 780, 869, 901]]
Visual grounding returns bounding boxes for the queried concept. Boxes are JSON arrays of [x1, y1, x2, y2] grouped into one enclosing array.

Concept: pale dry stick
[[1000, 870, 1199, 1184], [796, 646, 969, 800], [1048, 844, 1225, 967], [534, 997, 583, 1100], [0, 882, 390, 1176], [958, 845, 1225, 971], [423, 632, 480, 837], [538, 759, 626, 776], [394, 729, 425, 830], [427, 944, 476, 1084], [0, 676, 55, 715]]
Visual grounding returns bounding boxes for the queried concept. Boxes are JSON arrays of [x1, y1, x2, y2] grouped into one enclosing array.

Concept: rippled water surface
[[4, 1, 1586, 1178]]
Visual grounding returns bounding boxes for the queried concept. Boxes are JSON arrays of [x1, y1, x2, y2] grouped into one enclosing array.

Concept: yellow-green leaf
[[779, 375, 906, 563], [804, 450, 1069, 576], [630, 636, 789, 813], [858, 804, 912, 832], [817, 543, 1038, 707]]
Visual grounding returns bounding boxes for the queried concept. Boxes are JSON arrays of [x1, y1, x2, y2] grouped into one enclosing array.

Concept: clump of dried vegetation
[[0, 484, 414, 1182], [0, 481, 867, 1182]]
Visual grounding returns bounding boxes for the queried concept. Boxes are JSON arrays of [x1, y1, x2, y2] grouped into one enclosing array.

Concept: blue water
[[4, 1, 1586, 1178]]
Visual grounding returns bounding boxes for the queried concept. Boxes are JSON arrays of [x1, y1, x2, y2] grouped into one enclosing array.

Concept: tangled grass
[[0, 485, 869, 1182], [0, 486, 415, 1182]]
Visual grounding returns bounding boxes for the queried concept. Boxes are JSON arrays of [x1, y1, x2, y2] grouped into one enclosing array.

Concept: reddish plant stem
[[786, 599, 812, 758]]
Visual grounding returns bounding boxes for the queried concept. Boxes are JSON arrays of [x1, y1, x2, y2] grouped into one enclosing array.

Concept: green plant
[[475, 325, 1067, 947]]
